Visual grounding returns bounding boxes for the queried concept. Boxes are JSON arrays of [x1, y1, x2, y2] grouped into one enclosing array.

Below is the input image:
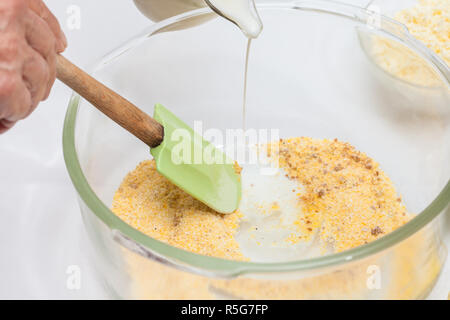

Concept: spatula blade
[[150, 104, 241, 214]]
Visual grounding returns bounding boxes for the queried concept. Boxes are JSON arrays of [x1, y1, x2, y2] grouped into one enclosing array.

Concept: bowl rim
[[63, 0, 450, 277]]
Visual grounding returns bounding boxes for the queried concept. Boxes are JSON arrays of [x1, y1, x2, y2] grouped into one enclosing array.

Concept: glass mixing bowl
[[63, 1, 450, 299]]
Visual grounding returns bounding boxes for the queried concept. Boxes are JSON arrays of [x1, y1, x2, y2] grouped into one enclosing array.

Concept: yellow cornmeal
[[112, 160, 246, 261], [111, 138, 443, 300], [112, 138, 409, 257], [266, 137, 410, 253], [395, 0, 449, 65], [371, 0, 449, 86]]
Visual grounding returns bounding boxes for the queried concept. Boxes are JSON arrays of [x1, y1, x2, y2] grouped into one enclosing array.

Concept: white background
[[0, 0, 448, 299]]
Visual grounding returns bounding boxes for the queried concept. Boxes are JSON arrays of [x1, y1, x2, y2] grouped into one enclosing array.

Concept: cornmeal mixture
[[111, 160, 246, 261], [371, 0, 449, 86], [266, 138, 410, 252], [112, 138, 410, 259]]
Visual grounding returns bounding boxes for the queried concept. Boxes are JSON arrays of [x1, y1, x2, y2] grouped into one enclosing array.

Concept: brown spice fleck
[[371, 226, 384, 236]]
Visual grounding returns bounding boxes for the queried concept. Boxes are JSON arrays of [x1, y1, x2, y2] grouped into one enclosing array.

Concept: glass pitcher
[[133, 0, 263, 37]]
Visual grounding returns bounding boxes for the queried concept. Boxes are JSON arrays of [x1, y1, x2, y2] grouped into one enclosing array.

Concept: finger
[[27, 0, 67, 52], [0, 72, 32, 122], [25, 11, 56, 98], [43, 47, 56, 99], [22, 47, 50, 109], [25, 10, 56, 60], [0, 119, 16, 134]]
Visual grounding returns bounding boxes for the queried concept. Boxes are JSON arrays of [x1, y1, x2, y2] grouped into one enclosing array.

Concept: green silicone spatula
[[56, 55, 241, 213]]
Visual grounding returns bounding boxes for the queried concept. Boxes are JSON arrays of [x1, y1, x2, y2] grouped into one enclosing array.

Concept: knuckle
[[0, 36, 21, 61], [0, 71, 19, 98], [2, 0, 26, 16]]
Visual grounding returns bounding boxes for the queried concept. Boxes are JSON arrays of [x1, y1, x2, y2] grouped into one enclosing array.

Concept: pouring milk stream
[[133, 0, 262, 128], [132, 1, 321, 261]]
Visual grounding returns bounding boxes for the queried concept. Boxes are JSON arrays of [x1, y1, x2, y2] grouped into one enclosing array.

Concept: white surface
[[0, 0, 448, 299]]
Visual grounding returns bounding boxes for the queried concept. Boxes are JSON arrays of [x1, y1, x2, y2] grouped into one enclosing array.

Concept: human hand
[[0, 0, 67, 133]]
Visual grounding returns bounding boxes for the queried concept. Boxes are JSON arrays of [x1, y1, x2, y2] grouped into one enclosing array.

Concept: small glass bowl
[[358, 0, 449, 115]]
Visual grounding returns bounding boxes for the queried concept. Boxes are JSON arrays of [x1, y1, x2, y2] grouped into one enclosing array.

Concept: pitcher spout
[[205, 0, 263, 38]]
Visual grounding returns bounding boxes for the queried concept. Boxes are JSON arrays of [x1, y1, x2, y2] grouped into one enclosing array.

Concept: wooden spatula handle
[[56, 55, 164, 148]]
